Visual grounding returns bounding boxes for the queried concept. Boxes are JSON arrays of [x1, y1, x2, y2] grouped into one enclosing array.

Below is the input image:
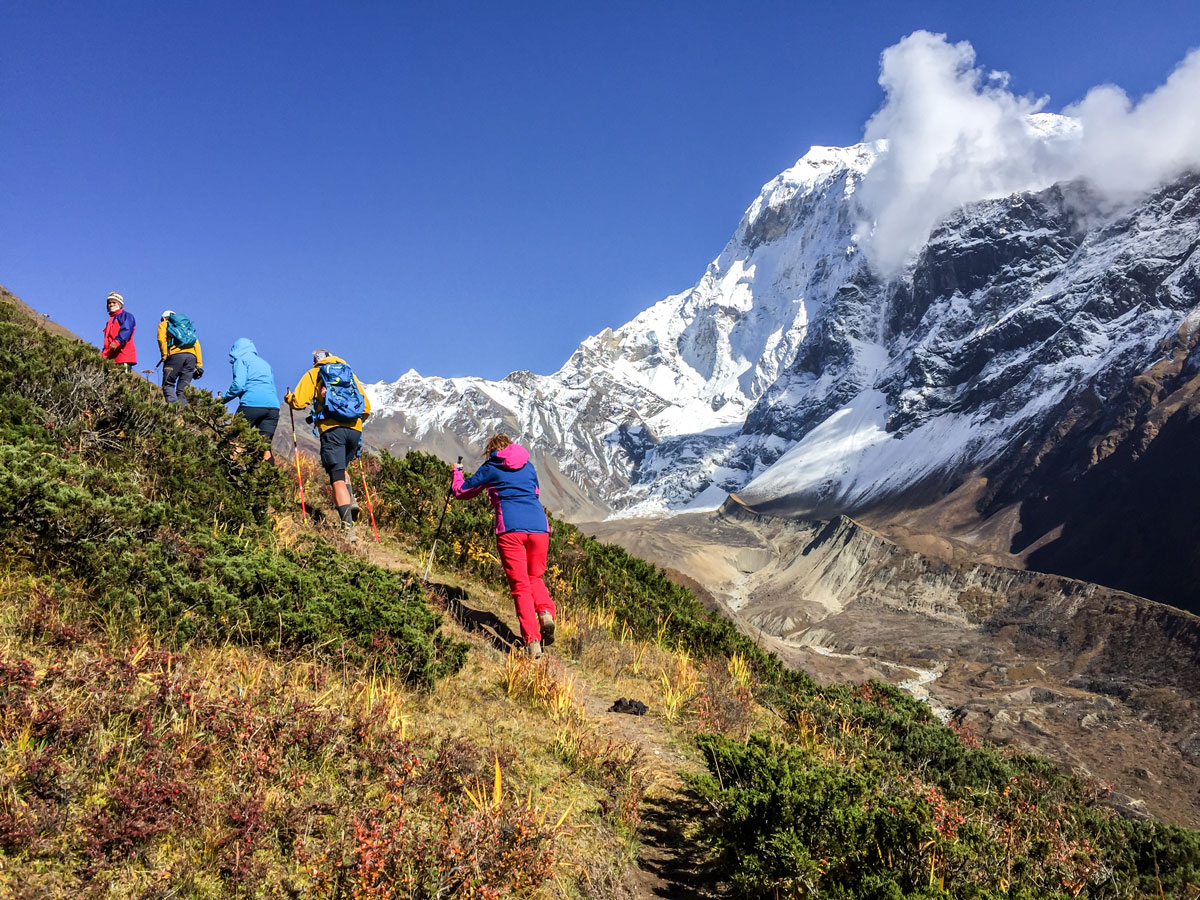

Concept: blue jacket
[[451, 443, 549, 534], [220, 338, 278, 409]]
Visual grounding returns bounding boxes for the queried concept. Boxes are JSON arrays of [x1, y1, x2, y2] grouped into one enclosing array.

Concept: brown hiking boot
[[525, 640, 543, 658], [538, 612, 555, 647]]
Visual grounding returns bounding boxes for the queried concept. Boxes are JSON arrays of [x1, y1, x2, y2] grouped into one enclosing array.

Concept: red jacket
[[102, 310, 137, 364]]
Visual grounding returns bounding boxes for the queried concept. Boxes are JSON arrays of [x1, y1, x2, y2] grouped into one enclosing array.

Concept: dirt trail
[[361, 540, 721, 899]]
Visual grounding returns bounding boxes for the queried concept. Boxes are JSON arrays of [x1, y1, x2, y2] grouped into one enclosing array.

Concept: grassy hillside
[[2, 287, 1198, 899]]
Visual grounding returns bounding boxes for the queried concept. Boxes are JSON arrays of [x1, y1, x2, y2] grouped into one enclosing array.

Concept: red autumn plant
[[301, 764, 560, 900]]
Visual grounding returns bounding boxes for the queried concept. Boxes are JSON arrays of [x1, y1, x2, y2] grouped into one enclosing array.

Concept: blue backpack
[[165, 313, 197, 349], [317, 362, 366, 422]]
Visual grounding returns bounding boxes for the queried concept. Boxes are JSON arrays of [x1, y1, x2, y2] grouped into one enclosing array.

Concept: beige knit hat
[[106, 292, 124, 308]]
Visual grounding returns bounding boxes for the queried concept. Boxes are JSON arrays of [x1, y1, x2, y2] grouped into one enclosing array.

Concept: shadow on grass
[[429, 582, 521, 652], [636, 789, 725, 899]]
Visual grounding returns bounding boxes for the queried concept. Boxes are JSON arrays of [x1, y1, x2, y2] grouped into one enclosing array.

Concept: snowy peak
[[367, 140, 888, 513], [742, 142, 882, 241]]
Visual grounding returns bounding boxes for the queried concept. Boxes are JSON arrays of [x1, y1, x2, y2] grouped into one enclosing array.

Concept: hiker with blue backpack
[[285, 350, 371, 542], [220, 338, 279, 463], [157, 310, 203, 405]]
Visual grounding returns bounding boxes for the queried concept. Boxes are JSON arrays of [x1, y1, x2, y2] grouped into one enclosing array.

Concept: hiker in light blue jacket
[[220, 338, 279, 462]]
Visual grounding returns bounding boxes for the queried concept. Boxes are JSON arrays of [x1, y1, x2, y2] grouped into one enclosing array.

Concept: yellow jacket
[[286, 355, 371, 433], [157, 318, 203, 367]]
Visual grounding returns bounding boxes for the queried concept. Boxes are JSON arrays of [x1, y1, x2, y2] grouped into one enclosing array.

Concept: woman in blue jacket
[[220, 338, 279, 462], [452, 433, 555, 656]]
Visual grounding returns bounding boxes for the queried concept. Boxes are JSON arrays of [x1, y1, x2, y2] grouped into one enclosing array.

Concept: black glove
[[194, 366, 204, 379]]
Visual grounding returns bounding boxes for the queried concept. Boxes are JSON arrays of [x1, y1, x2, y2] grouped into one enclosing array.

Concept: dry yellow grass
[[0, 513, 786, 898]]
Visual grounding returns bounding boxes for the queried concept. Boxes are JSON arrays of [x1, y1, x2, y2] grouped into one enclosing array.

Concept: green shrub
[[688, 734, 938, 898], [0, 294, 465, 687], [688, 727, 1198, 899]]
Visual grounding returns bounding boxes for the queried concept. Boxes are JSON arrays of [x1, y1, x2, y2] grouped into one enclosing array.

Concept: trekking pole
[[286, 389, 308, 523], [422, 456, 462, 583], [357, 457, 380, 544]]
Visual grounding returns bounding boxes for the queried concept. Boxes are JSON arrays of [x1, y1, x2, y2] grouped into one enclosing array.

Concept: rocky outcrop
[[717, 499, 1200, 698]]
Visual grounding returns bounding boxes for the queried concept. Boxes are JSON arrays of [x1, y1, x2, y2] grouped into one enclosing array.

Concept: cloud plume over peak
[[859, 31, 1200, 273]]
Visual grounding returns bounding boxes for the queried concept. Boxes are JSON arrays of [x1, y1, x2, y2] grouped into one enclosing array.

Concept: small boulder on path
[[610, 698, 649, 715]]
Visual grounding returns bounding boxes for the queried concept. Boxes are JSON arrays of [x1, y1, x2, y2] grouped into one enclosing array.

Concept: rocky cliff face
[[711, 503, 1200, 700], [738, 173, 1200, 518]]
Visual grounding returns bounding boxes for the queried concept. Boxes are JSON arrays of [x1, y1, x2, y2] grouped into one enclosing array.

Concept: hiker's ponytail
[[484, 433, 512, 457]]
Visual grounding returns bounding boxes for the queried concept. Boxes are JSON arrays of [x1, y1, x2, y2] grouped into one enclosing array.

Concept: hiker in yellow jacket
[[285, 350, 372, 540], [157, 310, 204, 405]]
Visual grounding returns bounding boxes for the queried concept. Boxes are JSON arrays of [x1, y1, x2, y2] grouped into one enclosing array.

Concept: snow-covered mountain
[[366, 141, 882, 513], [365, 130, 1200, 530], [740, 173, 1200, 517]]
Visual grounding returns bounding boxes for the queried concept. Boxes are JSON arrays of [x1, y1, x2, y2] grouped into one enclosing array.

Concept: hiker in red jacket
[[100, 292, 137, 371], [451, 434, 556, 657]]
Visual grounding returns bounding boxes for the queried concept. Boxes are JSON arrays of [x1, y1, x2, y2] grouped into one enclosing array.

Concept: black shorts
[[319, 427, 361, 479], [238, 405, 279, 439]]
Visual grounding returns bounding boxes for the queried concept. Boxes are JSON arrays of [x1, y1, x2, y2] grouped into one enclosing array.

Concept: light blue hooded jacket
[[220, 338, 278, 409]]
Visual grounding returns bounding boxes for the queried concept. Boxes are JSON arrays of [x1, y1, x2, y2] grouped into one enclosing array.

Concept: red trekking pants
[[496, 531, 555, 643]]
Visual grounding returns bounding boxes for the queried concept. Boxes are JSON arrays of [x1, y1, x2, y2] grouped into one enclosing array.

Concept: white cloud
[[1068, 48, 1200, 197], [859, 31, 1200, 273]]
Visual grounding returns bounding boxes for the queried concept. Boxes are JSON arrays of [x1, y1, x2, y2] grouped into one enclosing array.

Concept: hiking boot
[[538, 612, 555, 647], [349, 495, 360, 519], [344, 521, 357, 544], [525, 640, 543, 658]]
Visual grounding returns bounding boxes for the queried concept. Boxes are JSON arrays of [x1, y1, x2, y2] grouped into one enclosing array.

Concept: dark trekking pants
[[237, 405, 280, 441], [318, 426, 361, 482], [162, 353, 197, 405]]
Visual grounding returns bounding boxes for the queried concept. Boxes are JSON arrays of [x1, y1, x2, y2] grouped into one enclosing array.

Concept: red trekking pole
[[286, 389, 307, 523], [357, 457, 379, 543]]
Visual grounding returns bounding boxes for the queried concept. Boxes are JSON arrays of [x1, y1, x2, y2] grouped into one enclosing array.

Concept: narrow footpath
[[361, 540, 725, 899]]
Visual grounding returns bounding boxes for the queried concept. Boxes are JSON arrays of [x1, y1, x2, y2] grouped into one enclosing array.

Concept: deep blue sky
[[3, 1, 1197, 389]]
